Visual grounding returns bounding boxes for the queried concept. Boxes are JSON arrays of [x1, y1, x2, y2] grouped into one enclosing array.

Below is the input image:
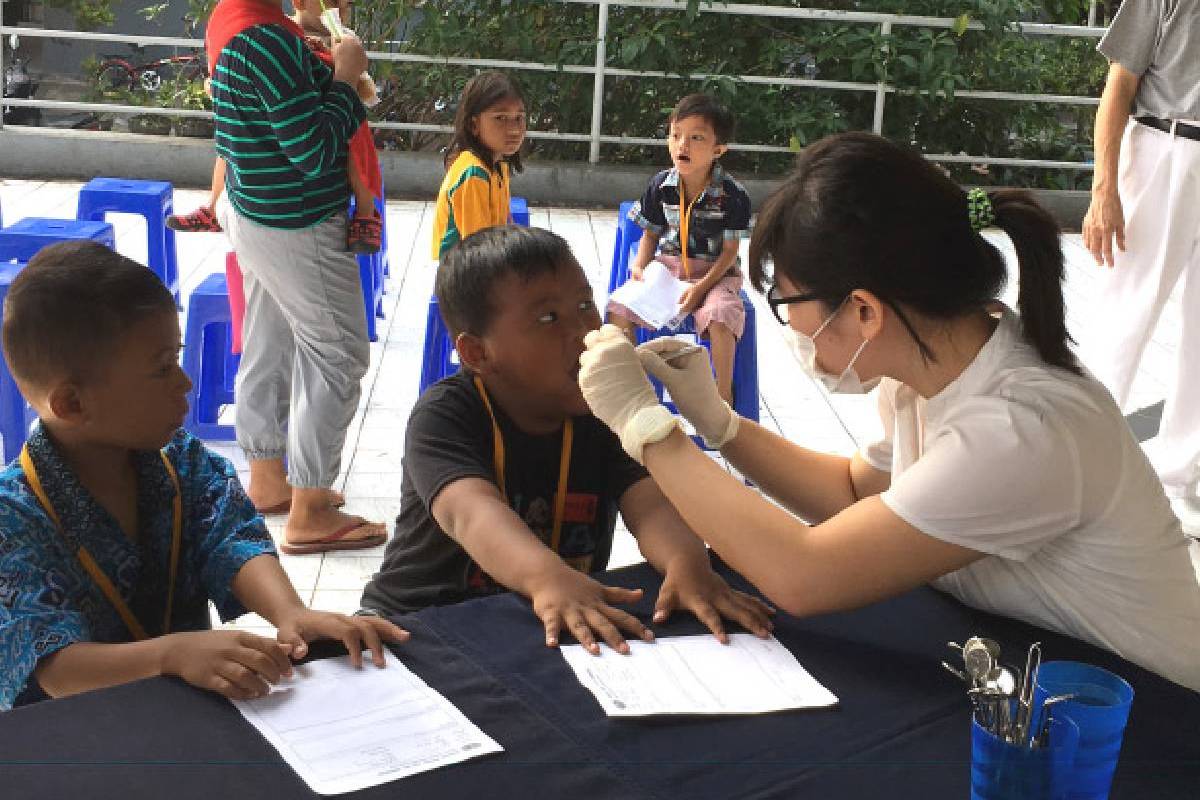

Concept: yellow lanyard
[[20, 445, 183, 641], [474, 376, 574, 553], [678, 185, 702, 280]]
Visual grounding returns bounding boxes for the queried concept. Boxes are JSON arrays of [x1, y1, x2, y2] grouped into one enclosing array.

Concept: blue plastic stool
[[606, 201, 760, 444], [419, 296, 459, 394], [378, 162, 391, 278], [0, 217, 116, 264], [76, 178, 179, 304], [607, 200, 642, 295], [416, 201, 532, 395], [350, 196, 386, 342], [182, 273, 239, 441], [0, 261, 37, 462], [510, 197, 530, 226]]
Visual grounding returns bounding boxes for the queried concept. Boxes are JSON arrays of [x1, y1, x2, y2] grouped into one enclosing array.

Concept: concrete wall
[[0, 126, 1090, 229]]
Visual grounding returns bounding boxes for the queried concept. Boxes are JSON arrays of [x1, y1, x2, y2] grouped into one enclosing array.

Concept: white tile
[[314, 555, 385, 592], [309, 590, 369, 615]]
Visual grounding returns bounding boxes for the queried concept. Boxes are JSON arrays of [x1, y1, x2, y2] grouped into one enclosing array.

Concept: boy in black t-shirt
[[361, 226, 772, 654]]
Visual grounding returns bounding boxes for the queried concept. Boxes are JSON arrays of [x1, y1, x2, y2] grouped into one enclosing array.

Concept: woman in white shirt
[[578, 131, 1200, 692]]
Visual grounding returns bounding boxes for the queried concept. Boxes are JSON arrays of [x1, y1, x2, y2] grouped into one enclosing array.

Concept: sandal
[[166, 206, 222, 233], [347, 211, 382, 254]]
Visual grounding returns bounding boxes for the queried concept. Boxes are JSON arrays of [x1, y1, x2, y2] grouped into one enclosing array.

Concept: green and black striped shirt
[[211, 23, 366, 229]]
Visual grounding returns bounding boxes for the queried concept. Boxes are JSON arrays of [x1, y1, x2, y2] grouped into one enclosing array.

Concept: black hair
[[436, 225, 578, 339], [748, 131, 1078, 374], [2, 241, 177, 389], [669, 93, 736, 144], [445, 71, 526, 173]]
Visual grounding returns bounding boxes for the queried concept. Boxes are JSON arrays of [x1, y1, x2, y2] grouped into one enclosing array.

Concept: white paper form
[[560, 633, 838, 717], [607, 260, 692, 330], [232, 650, 502, 795]]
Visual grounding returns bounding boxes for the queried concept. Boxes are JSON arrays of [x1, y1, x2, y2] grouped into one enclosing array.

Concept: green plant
[[61, 0, 1106, 187]]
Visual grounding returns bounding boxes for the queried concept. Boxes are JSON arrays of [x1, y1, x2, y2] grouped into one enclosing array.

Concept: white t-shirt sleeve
[[859, 379, 898, 473], [880, 396, 1082, 561]]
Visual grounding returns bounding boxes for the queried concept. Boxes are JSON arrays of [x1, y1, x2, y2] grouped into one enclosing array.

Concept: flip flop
[[280, 521, 387, 555], [255, 493, 348, 516]]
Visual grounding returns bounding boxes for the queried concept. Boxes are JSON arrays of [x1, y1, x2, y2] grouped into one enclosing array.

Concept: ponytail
[[988, 189, 1080, 375]]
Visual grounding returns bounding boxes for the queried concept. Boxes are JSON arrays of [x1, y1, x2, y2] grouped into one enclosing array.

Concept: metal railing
[[1, 0, 1106, 172]]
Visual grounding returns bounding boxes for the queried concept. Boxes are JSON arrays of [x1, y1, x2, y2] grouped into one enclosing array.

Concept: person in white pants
[[1080, 0, 1200, 533]]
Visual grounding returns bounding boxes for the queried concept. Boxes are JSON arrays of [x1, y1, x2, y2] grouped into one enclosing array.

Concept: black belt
[[1136, 115, 1200, 142]]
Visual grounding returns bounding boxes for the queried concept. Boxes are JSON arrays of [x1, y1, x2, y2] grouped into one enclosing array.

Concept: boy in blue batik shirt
[[0, 242, 407, 711]]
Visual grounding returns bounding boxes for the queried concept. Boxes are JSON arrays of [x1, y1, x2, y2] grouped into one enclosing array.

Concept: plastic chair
[[0, 217, 116, 263], [607, 200, 642, 295], [350, 195, 386, 342], [419, 296, 459, 395], [0, 261, 37, 462], [416, 200, 533, 395], [76, 178, 179, 304], [378, 162, 391, 278], [182, 273, 239, 441], [510, 196, 530, 226], [606, 202, 760, 442], [224, 252, 246, 355]]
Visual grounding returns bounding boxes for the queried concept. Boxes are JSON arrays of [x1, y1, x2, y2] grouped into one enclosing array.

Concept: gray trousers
[[220, 206, 369, 488]]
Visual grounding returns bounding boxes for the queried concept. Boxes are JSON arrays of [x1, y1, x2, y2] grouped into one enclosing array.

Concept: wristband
[[620, 405, 680, 464]]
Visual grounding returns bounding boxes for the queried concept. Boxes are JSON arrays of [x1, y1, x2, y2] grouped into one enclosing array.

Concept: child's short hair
[[2, 241, 177, 390], [436, 225, 577, 339], [447, 71, 527, 173], [668, 93, 735, 144]]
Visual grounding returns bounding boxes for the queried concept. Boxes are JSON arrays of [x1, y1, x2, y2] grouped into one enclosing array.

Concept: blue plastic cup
[[1033, 661, 1134, 800], [971, 714, 1079, 800]]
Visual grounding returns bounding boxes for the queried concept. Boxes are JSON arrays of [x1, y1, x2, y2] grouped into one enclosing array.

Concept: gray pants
[[220, 206, 369, 488]]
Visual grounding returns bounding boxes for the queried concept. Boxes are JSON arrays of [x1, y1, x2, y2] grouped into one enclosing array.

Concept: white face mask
[[784, 299, 881, 395]]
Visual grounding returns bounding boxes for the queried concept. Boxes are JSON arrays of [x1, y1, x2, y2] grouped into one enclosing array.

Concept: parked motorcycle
[[3, 34, 43, 126]]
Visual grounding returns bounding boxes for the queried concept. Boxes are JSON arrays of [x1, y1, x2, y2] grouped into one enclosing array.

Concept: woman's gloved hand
[[637, 338, 739, 449], [579, 325, 679, 463]]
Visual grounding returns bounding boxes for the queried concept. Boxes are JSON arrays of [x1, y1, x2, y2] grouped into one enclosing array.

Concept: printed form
[[607, 260, 691, 330], [561, 633, 838, 717], [232, 650, 501, 795]]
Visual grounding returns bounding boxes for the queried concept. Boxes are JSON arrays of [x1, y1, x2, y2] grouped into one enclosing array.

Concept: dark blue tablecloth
[[1, 561, 1196, 799]]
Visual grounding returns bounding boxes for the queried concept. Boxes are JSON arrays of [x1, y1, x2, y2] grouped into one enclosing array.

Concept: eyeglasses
[[765, 283, 822, 326]]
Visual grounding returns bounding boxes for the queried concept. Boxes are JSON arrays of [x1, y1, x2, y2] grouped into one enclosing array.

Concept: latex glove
[[637, 338, 739, 449], [579, 324, 678, 462]]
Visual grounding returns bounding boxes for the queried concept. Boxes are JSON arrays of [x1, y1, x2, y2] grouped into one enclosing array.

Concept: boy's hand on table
[[528, 566, 655, 656], [654, 559, 775, 644], [628, 262, 644, 281], [159, 630, 294, 701], [274, 608, 411, 668]]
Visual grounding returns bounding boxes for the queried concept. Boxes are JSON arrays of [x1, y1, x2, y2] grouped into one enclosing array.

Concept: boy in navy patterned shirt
[[608, 94, 752, 404]]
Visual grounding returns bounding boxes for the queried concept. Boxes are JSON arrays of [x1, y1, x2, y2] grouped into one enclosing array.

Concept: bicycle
[[95, 15, 206, 95]]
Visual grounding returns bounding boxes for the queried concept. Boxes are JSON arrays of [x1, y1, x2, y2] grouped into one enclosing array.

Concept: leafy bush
[[64, 0, 1108, 187], [361, 0, 1106, 188]]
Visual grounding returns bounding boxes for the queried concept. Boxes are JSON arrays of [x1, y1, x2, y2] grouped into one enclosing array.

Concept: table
[[2, 562, 1197, 799]]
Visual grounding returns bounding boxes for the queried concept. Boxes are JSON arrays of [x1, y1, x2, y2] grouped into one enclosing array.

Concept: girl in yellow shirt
[[432, 72, 528, 259]]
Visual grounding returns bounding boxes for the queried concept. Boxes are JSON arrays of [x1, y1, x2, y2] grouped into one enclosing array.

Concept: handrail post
[[872, 19, 891, 135], [0, 1, 7, 133], [588, 0, 609, 164]]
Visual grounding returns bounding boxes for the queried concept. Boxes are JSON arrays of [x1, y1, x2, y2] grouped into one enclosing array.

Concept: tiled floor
[[0, 177, 1193, 635]]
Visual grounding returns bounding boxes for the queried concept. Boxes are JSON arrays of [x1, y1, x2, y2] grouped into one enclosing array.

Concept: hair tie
[[966, 187, 995, 232]]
